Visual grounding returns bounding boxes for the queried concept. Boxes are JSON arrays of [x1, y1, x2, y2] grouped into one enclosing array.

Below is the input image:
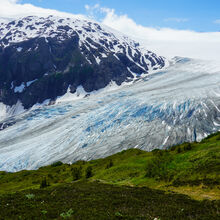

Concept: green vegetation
[[85, 166, 93, 179], [71, 166, 82, 181], [60, 208, 74, 218], [0, 132, 219, 219], [40, 177, 50, 189], [51, 161, 63, 167], [25, 193, 35, 200], [0, 181, 219, 219]]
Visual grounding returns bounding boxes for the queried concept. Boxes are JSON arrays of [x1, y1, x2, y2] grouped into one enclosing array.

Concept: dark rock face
[[0, 16, 166, 109]]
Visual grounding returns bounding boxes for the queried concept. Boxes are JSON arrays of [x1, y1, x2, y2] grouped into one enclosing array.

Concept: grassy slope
[[0, 132, 219, 219]]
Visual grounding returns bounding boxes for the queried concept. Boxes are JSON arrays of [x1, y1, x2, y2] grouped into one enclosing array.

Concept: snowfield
[[0, 57, 220, 171]]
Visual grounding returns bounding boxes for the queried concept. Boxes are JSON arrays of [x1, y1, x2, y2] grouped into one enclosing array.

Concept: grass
[[0, 132, 219, 219]]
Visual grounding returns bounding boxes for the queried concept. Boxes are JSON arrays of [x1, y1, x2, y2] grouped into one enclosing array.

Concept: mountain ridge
[[0, 15, 166, 111]]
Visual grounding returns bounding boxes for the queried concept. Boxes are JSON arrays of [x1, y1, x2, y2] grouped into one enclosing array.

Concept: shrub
[[115, 212, 123, 217], [170, 145, 178, 151], [177, 147, 182, 154], [152, 149, 163, 156], [48, 174, 53, 179], [72, 167, 82, 181], [183, 143, 192, 151], [106, 160, 113, 169], [60, 209, 74, 218], [145, 154, 174, 181], [41, 210, 47, 215], [51, 161, 63, 167], [40, 177, 50, 188], [85, 166, 93, 178], [25, 194, 35, 199]]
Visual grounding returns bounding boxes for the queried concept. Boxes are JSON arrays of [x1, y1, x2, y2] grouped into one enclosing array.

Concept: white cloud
[[85, 3, 100, 19], [85, 3, 100, 11], [0, 1, 220, 61], [164, 18, 189, 23], [91, 5, 220, 61], [0, 0, 85, 21]]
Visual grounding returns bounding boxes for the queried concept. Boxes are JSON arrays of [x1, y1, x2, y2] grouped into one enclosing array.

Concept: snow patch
[[17, 47, 23, 52], [27, 79, 37, 87], [94, 56, 101, 64], [14, 83, 25, 93], [10, 81, 14, 89]]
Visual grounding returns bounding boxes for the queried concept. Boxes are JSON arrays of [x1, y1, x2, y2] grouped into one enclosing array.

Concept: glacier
[[0, 57, 220, 172]]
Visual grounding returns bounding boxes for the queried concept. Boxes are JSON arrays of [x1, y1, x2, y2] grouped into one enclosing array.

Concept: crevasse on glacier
[[0, 57, 220, 172]]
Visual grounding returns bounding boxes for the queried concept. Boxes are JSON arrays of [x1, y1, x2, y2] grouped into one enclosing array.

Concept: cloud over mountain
[[88, 4, 220, 61], [1, 1, 220, 61]]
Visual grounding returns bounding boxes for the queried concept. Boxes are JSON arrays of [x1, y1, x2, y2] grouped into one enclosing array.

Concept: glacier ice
[[0, 57, 220, 172]]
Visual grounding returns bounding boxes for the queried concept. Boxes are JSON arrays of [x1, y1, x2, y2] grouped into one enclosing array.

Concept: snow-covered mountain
[[0, 15, 166, 113]]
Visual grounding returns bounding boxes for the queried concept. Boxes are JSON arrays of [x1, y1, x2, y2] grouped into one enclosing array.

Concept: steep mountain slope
[[0, 15, 166, 111], [0, 57, 220, 171]]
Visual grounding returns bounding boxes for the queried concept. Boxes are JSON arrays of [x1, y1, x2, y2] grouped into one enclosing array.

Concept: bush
[[183, 143, 192, 151], [152, 149, 163, 156], [72, 167, 82, 181], [170, 145, 178, 151], [48, 174, 53, 179], [177, 147, 182, 154], [85, 166, 93, 179], [60, 209, 74, 218], [145, 153, 174, 181], [51, 161, 63, 167], [25, 194, 35, 199], [106, 160, 113, 169], [40, 177, 50, 188]]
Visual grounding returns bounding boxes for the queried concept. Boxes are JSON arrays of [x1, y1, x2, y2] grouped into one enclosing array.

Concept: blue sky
[[20, 0, 220, 32], [1, 0, 220, 60]]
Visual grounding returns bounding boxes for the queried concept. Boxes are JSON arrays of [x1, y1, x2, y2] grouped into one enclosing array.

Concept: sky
[[1, 0, 220, 61], [19, 0, 220, 32]]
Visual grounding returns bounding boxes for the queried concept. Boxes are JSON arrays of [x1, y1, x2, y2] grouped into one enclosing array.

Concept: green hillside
[[0, 132, 219, 219]]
